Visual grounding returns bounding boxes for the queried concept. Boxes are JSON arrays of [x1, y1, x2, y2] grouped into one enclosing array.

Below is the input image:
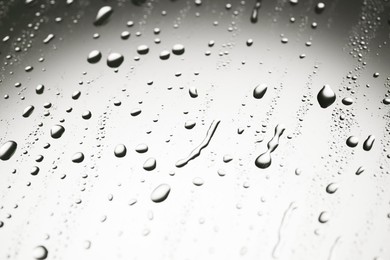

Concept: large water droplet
[[326, 183, 338, 194], [317, 84, 336, 108], [189, 86, 198, 98], [0, 141, 17, 161], [318, 211, 330, 223], [94, 6, 113, 26], [172, 44, 185, 55], [114, 144, 127, 158], [151, 184, 171, 203], [135, 143, 148, 153], [107, 53, 124, 68], [87, 50, 102, 64], [137, 45, 149, 55], [22, 105, 34, 118], [72, 152, 84, 163], [143, 157, 156, 171], [33, 245, 48, 260], [346, 136, 359, 148], [253, 84, 267, 99], [363, 135, 375, 151], [50, 125, 65, 139]]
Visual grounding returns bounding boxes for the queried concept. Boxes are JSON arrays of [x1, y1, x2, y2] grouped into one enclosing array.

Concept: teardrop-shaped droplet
[[363, 135, 375, 151], [151, 184, 171, 203], [253, 84, 267, 99], [0, 141, 17, 161], [255, 151, 271, 169], [317, 84, 336, 108]]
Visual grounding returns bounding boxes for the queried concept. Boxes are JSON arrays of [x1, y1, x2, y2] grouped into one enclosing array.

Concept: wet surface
[[0, 0, 390, 259]]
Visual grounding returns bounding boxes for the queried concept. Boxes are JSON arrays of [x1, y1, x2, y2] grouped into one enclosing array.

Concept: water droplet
[[36, 84, 44, 94], [192, 177, 204, 186], [318, 211, 330, 223], [326, 183, 338, 194], [81, 110, 92, 120], [137, 45, 149, 55], [72, 152, 84, 163], [159, 50, 170, 60], [317, 84, 336, 108], [135, 143, 148, 153], [223, 154, 233, 163], [87, 50, 102, 64], [50, 125, 65, 139], [189, 86, 198, 98], [184, 121, 196, 129], [94, 6, 113, 26], [315, 2, 325, 14], [22, 105, 34, 118], [107, 53, 124, 68], [0, 141, 17, 161], [356, 166, 365, 175], [143, 157, 156, 171], [114, 144, 127, 158], [383, 98, 390, 105], [255, 124, 285, 169], [172, 44, 185, 55], [346, 136, 359, 148], [250, 1, 261, 23], [253, 84, 267, 99], [151, 184, 171, 203], [33, 245, 48, 260], [43, 34, 54, 44], [130, 108, 142, 116], [363, 135, 375, 151], [342, 97, 353, 106], [30, 166, 39, 176], [121, 31, 130, 39]]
